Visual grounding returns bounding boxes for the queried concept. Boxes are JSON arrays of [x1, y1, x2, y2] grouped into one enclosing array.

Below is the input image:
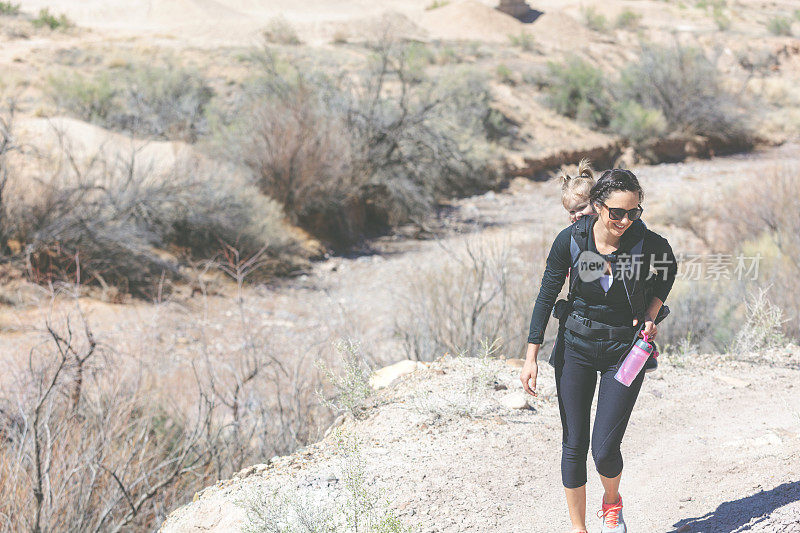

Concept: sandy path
[[161, 348, 800, 532]]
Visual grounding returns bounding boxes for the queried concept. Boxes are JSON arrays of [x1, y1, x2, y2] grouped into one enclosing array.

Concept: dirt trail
[[161, 350, 800, 532], [161, 145, 800, 532]]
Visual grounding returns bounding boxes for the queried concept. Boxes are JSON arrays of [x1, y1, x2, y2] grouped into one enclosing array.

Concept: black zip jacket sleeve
[[644, 232, 678, 304], [527, 226, 572, 345]]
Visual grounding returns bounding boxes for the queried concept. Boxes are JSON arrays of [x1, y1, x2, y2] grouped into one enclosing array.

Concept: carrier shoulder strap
[[622, 228, 648, 321], [567, 214, 649, 320], [566, 214, 594, 305]]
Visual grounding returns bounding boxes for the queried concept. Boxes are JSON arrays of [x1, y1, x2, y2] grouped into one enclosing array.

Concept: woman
[[559, 161, 658, 374], [520, 168, 678, 533]]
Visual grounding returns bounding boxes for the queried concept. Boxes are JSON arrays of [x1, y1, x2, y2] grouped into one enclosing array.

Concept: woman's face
[[564, 196, 595, 223], [594, 190, 640, 237]]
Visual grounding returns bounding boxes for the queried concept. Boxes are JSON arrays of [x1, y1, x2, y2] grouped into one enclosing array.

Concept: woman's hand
[[520, 359, 538, 397], [632, 317, 657, 340]]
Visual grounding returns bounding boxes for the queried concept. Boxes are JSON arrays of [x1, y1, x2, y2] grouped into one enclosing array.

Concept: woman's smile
[[612, 221, 627, 231]]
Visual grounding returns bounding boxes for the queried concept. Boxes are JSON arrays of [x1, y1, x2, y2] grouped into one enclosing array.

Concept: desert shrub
[[695, 0, 726, 10], [435, 46, 459, 65], [263, 15, 302, 44], [426, 0, 450, 9], [239, 427, 413, 533], [544, 55, 611, 128], [218, 41, 498, 249], [582, 6, 607, 31], [766, 16, 793, 36], [47, 71, 116, 123], [615, 9, 641, 29], [543, 44, 754, 148], [32, 7, 72, 30], [1, 124, 296, 296], [713, 7, 731, 30], [609, 100, 667, 144], [657, 279, 740, 354], [731, 285, 787, 353], [712, 165, 800, 340], [114, 64, 213, 141], [47, 61, 213, 142], [614, 43, 753, 147], [393, 234, 546, 361], [0, 2, 20, 15], [404, 42, 436, 81], [508, 31, 536, 51], [656, 164, 800, 346], [0, 308, 206, 531], [0, 277, 335, 530], [496, 63, 514, 84], [315, 338, 375, 418]]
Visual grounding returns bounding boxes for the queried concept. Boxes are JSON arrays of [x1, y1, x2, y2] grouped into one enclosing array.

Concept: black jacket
[[527, 215, 677, 345]]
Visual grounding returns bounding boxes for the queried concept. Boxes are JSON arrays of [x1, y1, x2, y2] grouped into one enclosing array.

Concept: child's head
[[560, 158, 596, 223]]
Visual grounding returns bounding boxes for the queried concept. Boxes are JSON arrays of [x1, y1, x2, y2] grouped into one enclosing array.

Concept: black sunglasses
[[596, 201, 643, 221]]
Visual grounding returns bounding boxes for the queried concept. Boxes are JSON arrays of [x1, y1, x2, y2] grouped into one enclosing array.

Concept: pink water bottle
[[615, 334, 654, 387]]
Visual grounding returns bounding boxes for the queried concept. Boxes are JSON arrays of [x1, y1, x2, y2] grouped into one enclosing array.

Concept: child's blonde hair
[[560, 158, 595, 207]]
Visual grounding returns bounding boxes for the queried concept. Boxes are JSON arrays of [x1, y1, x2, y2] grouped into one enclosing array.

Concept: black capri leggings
[[554, 325, 647, 489]]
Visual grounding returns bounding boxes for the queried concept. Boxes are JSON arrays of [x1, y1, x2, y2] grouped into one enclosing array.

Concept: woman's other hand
[[632, 317, 657, 340], [520, 343, 539, 396]]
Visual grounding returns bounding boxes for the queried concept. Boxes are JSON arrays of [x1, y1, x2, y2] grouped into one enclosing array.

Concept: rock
[[495, 0, 541, 22], [505, 358, 525, 368], [716, 375, 749, 388], [369, 360, 423, 389], [500, 391, 530, 410]]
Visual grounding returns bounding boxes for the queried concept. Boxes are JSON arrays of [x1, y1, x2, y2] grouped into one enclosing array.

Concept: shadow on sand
[[668, 480, 800, 532]]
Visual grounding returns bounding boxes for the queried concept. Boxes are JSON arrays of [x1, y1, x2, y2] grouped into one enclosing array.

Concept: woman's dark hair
[[589, 168, 644, 206]]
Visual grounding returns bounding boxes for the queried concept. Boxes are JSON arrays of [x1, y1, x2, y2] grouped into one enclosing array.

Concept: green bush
[[544, 56, 611, 128], [713, 7, 731, 30], [426, 0, 450, 9], [609, 101, 667, 144], [508, 31, 536, 51], [32, 8, 72, 30], [436, 46, 459, 65], [615, 43, 753, 146], [543, 44, 753, 148], [47, 72, 116, 123], [0, 2, 20, 15], [658, 280, 739, 354], [766, 16, 792, 36], [404, 42, 435, 82], [496, 63, 514, 84], [47, 62, 213, 141], [582, 6, 607, 31], [695, 0, 726, 8], [615, 9, 641, 29], [263, 15, 301, 44]]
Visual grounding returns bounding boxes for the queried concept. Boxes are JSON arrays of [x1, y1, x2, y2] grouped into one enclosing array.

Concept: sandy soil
[[8, 0, 800, 47], [160, 349, 800, 532]]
